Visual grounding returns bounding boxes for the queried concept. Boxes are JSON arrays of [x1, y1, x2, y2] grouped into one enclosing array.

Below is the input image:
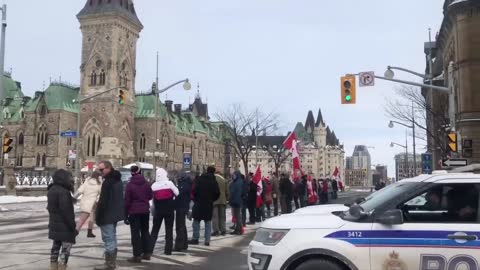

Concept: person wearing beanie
[[124, 165, 153, 263], [150, 168, 179, 255]]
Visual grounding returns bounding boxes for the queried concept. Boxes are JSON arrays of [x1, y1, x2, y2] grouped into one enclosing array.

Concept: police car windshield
[[358, 182, 423, 213]]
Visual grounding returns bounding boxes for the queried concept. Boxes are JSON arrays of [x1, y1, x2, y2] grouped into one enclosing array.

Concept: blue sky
[[4, 0, 444, 176]]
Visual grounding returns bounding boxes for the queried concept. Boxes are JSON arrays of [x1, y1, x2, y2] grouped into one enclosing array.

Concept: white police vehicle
[[248, 171, 480, 270]]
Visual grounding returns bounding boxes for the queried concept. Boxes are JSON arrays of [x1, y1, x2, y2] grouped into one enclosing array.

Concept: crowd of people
[[46, 162, 344, 270]]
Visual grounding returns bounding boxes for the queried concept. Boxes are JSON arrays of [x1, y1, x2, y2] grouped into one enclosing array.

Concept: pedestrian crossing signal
[[341, 75, 356, 104], [448, 132, 457, 152], [2, 135, 13, 154], [119, 89, 126, 105]]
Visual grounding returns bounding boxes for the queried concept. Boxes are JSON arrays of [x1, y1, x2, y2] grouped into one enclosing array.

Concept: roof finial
[[196, 82, 201, 99]]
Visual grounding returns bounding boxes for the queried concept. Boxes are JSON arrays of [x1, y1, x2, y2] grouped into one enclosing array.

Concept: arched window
[[42, 153, 47, 167], [36, 153, 41, 167], [99, 70, 106, 85], [139, 133, 146, 150], [92, 135, 97, 157], [86, 132, 101, 157], [90, 71, 97, 86], [87, 136, 91, 157], [18, 133, 24, 145], [37, 124, 47, 145]]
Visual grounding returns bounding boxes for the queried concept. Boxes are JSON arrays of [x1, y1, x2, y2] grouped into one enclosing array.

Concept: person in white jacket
[[150, 168, 179, 255], [74, 171, 102, 238]]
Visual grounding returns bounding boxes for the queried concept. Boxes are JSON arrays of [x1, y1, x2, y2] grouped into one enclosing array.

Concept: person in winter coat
[[150, 168, 179, 255], [174, 170, 192, 252], [240, 174, 248, 227], [229, 171, 244, 235], [332, 179, 339, 199], [264, 177, 273, 218], [247, 173, 257, 224], [271, 173, 280, 216], [95, 161, 124, 270], [299, 175, 308, 208], [279, 173, 293, 214], [212, 171, 229, 236], [48, 169, 76, 270], [189, 166, 220, 246], [73, 170, 102, 238], [321, 179, 329, 204], [124, 166, 153, 263], [292, 178, 300, 209]]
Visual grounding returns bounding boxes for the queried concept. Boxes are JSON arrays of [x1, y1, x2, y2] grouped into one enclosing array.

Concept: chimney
[[174, 104, 182, 114], [165, 100, 173, 112]]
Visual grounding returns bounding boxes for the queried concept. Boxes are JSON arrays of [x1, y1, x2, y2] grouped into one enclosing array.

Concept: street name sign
[[442, 158, 467, 167], [61, 130, 77, 137], [359, 72, 375, 87]]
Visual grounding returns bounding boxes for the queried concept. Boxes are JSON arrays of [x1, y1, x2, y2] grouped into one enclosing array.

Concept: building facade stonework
[[0, 0, 230, 179], [241, 110, 345, 179]]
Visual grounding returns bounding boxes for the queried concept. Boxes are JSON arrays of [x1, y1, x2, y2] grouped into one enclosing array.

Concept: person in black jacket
[[189, 166, 220, 246], [247, 173, 257, 224], [48, 169, 76, 270], [95, 161, 124, 270], [174, 170, 192, 252], [279, 174, 294, 214], [299, 175, 308, 208]]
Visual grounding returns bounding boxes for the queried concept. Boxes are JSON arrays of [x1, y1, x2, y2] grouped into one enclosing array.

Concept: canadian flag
[[283, 132, 297, 150], [252, 165, 263, 208], [332, 167, 344, 188], [291, 138, 304, 176]]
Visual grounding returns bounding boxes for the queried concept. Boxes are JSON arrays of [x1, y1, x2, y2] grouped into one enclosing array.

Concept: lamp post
[[152, 79, 191, 174], [389, 113, 417, 176], [391, 130, 409, 178], [72, 86, 126, 186]]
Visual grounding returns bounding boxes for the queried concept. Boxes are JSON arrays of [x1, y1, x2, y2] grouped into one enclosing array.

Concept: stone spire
[[77, 0, 143, 29], [305, 110, 315, 133], [315, 108, 324, 127]]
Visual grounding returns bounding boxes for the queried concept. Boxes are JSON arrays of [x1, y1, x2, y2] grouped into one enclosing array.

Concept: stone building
[[0, 0, 230, 181], [242, 109, 345, 179], [424, 0, 480, 167], [345, 145, 371, 187], [394, 153, 422, 181]]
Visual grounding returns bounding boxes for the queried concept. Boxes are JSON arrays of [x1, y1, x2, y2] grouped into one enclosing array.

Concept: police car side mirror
[[375, 209, 404, 225]]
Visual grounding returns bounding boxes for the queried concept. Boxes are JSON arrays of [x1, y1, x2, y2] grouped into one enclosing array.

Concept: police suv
[[248, 170, 480, 270]]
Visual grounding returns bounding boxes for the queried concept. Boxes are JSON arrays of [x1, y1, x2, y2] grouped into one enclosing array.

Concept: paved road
[[0, 190, 367, 269]]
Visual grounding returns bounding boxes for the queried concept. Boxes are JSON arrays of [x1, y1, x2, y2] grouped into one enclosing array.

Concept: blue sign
[[183, 153, 192, 169], [60, 130, 77, 137], [421, 153, 433, 174]]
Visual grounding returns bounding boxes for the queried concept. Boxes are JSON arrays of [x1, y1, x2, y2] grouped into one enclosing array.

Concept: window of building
[[18, 133, 24, 145], [37, 124, 48, 145], [90, 71, 97, 86], [66, 137, 72, 146], [99, 70, 106, 85], [42, 153, 47, 167], [39, 105, 47, 116], [86, 132, 101, 157], [36, 153, 41, 167], [139, 133, 146, 150], [15, 155, 23, 167]]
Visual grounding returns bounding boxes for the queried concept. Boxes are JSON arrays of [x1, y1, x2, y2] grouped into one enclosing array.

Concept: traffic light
[[118, 89, 126, 105], [448, 132, 457, 152], [2, 135, 13, 154], [341, 75, 356, 104]]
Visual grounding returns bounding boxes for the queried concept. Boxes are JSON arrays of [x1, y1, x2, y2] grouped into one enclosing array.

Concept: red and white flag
[[291, 139, 304, 176], [283, 132, 297, 150], [332, 167, 344, 188], [252, 165, 263, 208]]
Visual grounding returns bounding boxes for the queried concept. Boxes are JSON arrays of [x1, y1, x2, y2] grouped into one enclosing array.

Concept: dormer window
[[3, 108, 10, 119], [19, 108, 25, 119]]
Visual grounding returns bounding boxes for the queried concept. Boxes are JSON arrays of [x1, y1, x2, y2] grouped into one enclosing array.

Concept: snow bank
[[0, 205, 8, 212], [0, 196, 47, 204]]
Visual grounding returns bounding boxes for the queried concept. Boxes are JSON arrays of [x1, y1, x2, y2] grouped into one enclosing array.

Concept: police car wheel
[[295, 259, 345, 270]]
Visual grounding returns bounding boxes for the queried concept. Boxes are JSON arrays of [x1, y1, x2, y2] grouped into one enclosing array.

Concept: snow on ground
[[0, 205, 8, 212], [0, 195, 47, 204]]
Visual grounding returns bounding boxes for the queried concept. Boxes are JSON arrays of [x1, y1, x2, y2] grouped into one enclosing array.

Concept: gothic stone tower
[[77, 0, 143, 167]]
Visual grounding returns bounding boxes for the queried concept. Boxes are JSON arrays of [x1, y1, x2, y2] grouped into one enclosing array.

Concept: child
[[47, 169, 76, 270]]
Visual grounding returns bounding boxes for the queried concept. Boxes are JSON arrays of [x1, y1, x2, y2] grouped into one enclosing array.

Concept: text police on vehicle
[[248, 172, 480, 270]]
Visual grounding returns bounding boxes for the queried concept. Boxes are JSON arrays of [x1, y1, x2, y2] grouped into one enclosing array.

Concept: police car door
[[370, 180, 480, 270]]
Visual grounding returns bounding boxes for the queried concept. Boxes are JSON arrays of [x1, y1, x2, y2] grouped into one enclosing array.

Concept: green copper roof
[[135, 94, 167, 118], [293, 122, 312, 144], [44, 83, 80, 113], [3, 74, 24, 99]]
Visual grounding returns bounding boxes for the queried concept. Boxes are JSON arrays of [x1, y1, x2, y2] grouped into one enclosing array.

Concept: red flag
[[252, 165, 263, 208], [291, 139, 304, 176], [252, 165, 262, 184], [283, 132, 297, 150]]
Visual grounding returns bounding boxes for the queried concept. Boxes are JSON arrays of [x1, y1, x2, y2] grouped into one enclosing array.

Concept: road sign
[[442, 158, 468, 167], [68, 150, 77, 160], [359, 72, 375, 87], [421, 153, 433, 174], [183, 152, 192, 169], [61, 130, 77, 137]]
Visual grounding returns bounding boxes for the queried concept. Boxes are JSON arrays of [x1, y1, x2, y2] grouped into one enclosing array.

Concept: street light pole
[[0, 4, 7, 125], [411, 101, 417, 176]]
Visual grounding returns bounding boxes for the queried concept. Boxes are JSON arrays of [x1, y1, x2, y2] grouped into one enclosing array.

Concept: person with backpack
[[150, 168, 179, 255]]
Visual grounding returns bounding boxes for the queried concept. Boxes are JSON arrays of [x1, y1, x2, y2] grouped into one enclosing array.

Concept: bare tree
[[265, 143, 291, 176], [385, 85, 449, 154], [215, 104, 280, 174]]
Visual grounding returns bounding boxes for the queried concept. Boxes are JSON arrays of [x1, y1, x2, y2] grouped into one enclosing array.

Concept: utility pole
[[412, 101, 417, 176], [153, 52, 159, 175], [0, 4, 7, 123]]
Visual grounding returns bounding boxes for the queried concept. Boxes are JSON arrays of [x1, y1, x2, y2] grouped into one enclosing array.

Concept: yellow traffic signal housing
[[3, 135, 13, 154], [341, 75, 356, 104], [448, 132, 457, 152], [119, 89, 126, 105]]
